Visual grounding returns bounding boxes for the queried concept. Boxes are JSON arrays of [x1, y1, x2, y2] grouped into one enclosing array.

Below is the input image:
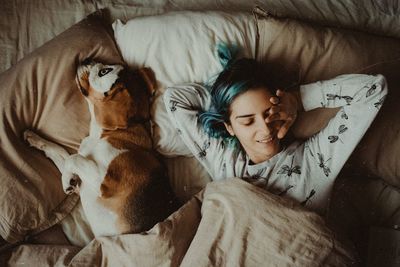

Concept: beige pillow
[[257, 16, 400, 188], [0, 10, 124, 243], [169, 1, 400, 38]]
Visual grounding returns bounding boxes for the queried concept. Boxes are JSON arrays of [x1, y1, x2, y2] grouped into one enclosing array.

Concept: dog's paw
[[23, 130, 46, 150], [61, 172, 80, 195]]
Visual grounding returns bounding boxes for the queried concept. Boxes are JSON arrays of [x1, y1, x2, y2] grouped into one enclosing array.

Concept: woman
[[163, 56, 387, 214]]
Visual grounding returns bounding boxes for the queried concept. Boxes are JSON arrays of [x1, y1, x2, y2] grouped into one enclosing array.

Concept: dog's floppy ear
[[138, 67, 157, 95], [75, 72, 90, 97]]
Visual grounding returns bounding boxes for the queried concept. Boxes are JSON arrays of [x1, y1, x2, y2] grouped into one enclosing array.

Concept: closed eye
[[98, 68, 113, 77], [238, 118, 253, 126]]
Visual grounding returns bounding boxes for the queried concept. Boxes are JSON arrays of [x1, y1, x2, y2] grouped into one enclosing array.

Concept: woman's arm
[[291, 107, 341, 139], [270, 75, 385, 140], [301, 74, 387, 211], [274, 74, 388, 213]]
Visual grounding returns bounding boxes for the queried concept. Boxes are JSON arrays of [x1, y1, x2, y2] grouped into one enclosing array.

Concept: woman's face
[[224, 87, 282, 164]]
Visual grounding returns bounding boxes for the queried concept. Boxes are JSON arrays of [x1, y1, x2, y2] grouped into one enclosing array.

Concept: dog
[[24, 60, 179, 237]]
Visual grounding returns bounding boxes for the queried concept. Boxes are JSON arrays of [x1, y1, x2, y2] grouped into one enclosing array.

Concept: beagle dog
[[24, 60, 179, 237]]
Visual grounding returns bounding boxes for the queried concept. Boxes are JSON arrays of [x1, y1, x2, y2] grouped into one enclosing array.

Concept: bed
[[1, 1, 400, 266]]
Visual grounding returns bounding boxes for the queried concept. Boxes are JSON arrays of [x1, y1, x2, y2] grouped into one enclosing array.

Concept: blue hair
[[199, 43, 276, 147], [199, 81, 248, 147], [216, 42, 239, 69]]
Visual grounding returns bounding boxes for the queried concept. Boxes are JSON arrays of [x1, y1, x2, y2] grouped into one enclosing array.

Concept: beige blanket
[[8, 179, 356, 266]]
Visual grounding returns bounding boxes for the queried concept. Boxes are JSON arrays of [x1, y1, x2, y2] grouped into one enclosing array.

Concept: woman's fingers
[[270, 90, 285, 104], [267, 89, 297, 139], [269, 105, 280, 114], [277, 120, 292, 139], [266, 112, 280, 123], [266, 111, 294, 123], [276, 89, 285, 97], [269, 96, 280, 105]]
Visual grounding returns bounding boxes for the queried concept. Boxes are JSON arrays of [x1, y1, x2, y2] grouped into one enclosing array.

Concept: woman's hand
[[266, 89, 302, 139]]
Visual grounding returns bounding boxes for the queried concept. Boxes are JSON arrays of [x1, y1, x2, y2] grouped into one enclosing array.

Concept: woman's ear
[[224, 122, 235, 136]]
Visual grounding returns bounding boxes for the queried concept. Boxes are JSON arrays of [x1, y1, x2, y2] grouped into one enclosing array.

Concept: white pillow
[[151, 89, 193, 157], [112, 11, 257, 156]]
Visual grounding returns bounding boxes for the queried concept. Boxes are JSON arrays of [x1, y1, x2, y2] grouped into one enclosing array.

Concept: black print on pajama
[[169, 100, 178, 112], [341, 110, 348, 120], [301, 189, 316, 206], [197, 140, 210, 159], [366, 84, 377, 98], [326, 86, 353, 105], [277, 156, 301, 177], [328, 124, 348, 144], [326, 93, 353, 105], [305, 144, 315, 158], [220, 140, 225, 150], [317, 152, 331, 177], [374, 95, 386, 109]]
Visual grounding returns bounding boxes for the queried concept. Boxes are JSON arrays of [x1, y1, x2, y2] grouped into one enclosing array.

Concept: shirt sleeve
[[163, 83, 236, 180], [299, 74, 388, 211]]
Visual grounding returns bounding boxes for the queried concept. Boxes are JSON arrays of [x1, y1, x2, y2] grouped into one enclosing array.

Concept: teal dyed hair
[[216, 42, 239, 69], [199, 43, 277, 147]]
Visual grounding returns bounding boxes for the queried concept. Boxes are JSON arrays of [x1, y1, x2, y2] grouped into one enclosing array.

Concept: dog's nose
[[81, 57, 94, 66]]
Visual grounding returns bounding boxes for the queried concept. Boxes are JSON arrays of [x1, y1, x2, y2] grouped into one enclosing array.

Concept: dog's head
[[76, 59, 156, 130]]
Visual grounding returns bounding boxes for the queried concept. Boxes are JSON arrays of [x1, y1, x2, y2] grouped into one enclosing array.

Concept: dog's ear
[[75, 72, 90, 97], [138, 67, 157, 95]]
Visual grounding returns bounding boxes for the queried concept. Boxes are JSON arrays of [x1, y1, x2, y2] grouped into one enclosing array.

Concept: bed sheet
[[9, 179, 356, 266]]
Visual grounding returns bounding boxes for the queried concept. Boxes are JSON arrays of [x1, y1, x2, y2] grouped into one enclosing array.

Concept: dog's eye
[[98, 68, 113, 77]]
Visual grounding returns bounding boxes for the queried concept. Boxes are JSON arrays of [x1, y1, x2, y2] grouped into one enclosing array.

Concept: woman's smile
[[257, 136, 274, 143]]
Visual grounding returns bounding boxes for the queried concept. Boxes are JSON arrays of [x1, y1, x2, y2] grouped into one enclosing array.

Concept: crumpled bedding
[[8, 179, 356, 267]]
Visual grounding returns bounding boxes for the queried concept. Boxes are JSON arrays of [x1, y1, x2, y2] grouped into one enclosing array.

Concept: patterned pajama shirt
[[164, 74, 388, 214]]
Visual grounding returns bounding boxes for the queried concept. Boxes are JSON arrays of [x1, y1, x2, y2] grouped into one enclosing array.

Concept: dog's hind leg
[[24, 130, 70, 172]]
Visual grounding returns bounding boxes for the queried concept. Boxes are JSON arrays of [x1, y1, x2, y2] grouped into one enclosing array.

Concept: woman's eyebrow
[[235, 114, 254, 119]]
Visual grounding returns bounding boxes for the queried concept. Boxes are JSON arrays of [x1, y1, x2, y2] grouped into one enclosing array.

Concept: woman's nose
[[256, 119, 272, 134]]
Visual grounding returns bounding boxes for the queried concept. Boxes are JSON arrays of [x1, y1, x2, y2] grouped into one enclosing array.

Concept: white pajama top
[[164, 74, 388, 213]]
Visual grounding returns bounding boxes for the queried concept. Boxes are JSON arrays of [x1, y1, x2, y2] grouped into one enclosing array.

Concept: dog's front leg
[[24, 130, 70, 172], [63, 154, 102, 195]]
